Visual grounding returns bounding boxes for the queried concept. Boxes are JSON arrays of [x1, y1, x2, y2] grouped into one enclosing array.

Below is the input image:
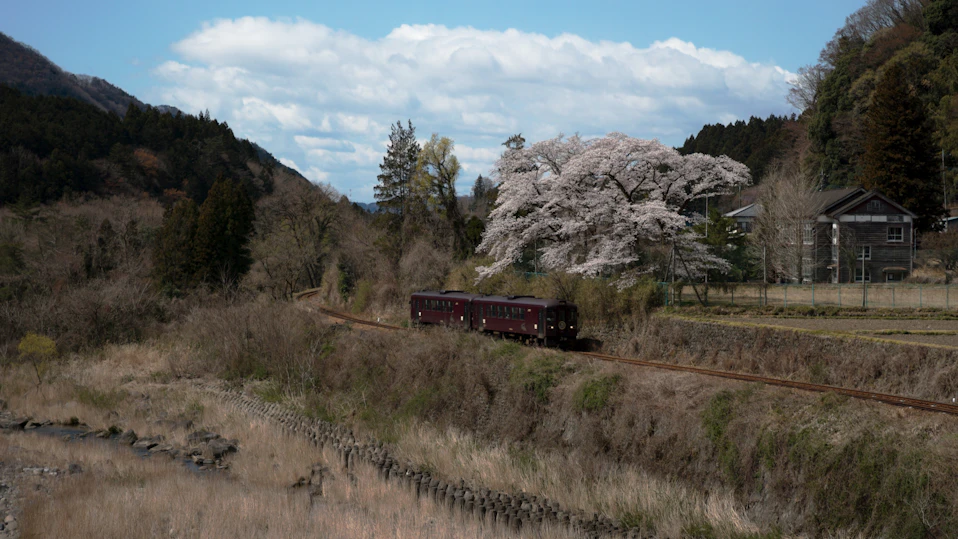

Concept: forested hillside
[[0, 85, 274, 205], [0, 32, 143, 116], [679, 114, 801, 181], [682, 0, 958, 232]]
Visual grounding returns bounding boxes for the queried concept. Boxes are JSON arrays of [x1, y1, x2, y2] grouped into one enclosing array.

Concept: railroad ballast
[[410, 290, 578, 346]]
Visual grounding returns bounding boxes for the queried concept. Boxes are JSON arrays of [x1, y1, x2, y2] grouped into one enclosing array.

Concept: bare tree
[[753, 165, 820, 283], [788, 64, 830, 112]]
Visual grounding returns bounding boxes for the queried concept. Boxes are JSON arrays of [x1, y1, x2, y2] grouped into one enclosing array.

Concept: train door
[[463, 301, 471, 329], [537, 309, 545, 340], [412, 298, 420, 323]]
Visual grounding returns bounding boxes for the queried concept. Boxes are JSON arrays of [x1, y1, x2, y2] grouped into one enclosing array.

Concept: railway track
[[302, 297, 958, 417]]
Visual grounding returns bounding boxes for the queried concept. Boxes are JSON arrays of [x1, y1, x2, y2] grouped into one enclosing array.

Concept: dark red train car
[[472, 295, 578, 346], [410, 290, 480, 329], [410, 290, 578, 346]]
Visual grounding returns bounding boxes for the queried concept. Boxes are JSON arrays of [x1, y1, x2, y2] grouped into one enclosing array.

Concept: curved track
[[302, 297, 958, 417]]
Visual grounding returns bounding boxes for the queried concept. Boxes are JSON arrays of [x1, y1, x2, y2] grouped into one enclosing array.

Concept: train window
[[546, 309, 556, 325]]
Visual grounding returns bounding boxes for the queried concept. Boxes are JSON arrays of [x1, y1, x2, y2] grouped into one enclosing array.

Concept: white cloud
[[150, 17, 794, 200], [278, 157, 300, 170]]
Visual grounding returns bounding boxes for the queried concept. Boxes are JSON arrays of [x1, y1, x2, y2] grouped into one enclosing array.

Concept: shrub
[[573, 374, 621, 412], [510, 354, 569, 404]]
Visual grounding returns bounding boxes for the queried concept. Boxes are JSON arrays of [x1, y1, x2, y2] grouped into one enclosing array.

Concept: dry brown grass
[[2, 377, 572, 539], [390, 422, 757, 538]]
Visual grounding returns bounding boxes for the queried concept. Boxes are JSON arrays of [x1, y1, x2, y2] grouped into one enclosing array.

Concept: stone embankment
[[205, 383, 634, 539], [0, 409, 239, 472]]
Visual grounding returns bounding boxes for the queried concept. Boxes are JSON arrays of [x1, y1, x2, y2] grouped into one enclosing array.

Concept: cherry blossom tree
[[476, 133, 750, 285]]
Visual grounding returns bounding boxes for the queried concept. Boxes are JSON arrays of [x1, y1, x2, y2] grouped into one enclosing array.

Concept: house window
[[854, 268, 871, 283], [803, 223, 814, 245], [867, 200, 884, 213], [857, 246, 871, 260], [888, 227, 903, 242], [886, 272, 902, 283], [740, 221, 753, 234], [802, 258, 814, 281]]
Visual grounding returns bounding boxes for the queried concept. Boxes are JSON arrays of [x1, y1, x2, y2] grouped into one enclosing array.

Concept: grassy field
[[674, 283, 958, 310]]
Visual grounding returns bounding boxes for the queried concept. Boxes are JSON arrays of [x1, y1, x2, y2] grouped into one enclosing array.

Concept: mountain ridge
[[0, 31, 311, 190]]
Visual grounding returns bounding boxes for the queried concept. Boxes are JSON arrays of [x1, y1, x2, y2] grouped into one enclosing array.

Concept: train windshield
[[546, 309, 556, 325]]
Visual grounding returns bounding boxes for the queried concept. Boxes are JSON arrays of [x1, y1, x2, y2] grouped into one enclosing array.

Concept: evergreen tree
[[153, 199, 199, 293], [193, 177, 256, 287], [861, 64, 944, 232], [374, 120, 420, 224]]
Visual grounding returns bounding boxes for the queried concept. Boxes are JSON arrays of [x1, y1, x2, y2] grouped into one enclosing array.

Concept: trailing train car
[[410, 290, 478, 329], [410, 290, 578, 346]]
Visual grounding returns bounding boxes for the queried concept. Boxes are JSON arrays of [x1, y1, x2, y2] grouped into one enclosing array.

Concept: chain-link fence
[[665, 283, 958, 309]]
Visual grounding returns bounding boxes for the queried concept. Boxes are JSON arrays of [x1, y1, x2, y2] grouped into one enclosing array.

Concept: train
[[410, 290, 578, 346]]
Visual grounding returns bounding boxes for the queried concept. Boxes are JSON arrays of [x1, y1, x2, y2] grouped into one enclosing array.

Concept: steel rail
[[302, 297, 958, 416]]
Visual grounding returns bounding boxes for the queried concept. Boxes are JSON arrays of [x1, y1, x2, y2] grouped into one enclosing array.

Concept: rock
[[187, 430, 220, 445], [117, 429, 137, 445], [0, 417, 28, 430], [206, 438, 237, 459], [68, 463, 83, 474], [24, 420, 40, 430], [149, 443, 174, 454], [6, 520, 16, 531], [132, 438, 159, 450], [4, 515, 13, 523]]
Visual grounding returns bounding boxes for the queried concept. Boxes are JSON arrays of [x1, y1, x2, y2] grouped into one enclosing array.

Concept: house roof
[[723, 187, 916, 220], [810, 187, 863, 213], [724, 203, 758, 218], [826, 190, 917, 218]]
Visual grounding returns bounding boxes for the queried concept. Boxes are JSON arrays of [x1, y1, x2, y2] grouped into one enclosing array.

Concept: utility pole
[[762, 244, 767, 307], [861, 245, 867, 308]]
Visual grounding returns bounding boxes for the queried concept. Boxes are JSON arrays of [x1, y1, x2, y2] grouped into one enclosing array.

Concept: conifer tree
[[192, 177, 255, 287], [375, 120, 420, 225], [861, 63, 943, 233], [153, 199, 199, 293]]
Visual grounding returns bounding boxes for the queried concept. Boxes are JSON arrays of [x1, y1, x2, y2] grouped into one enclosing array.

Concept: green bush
[[510, 354, 569, 404], [573, 375, 621, 412], [351, 279, 373, 314]]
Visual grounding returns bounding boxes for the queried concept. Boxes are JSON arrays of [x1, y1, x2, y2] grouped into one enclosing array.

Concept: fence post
[[784, 284, 788, 308], [731, 287, 734, 306], [892, 286, 895, 309], [838, 284, 842, 307], [920, 284, 923, 308], [812, 282, 815, 307], [948, 285, 950, 310]]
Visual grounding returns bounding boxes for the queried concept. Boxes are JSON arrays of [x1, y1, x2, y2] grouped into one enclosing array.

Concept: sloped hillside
[[0, 86, 271, 205], [0, 32, 143, 116]]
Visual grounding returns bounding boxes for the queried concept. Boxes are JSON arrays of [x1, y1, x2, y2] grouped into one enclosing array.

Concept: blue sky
[[4, 0, 867, 201]]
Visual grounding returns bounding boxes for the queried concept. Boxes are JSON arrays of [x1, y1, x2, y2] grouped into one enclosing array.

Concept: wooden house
[[725, 188, 916, 283]]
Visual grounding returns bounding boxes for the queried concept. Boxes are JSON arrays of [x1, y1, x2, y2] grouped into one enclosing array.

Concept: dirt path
[[718, 316, 958, 347]]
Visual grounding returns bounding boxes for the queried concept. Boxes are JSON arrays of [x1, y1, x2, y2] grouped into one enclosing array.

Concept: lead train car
[[410, 290, 578, 346]]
